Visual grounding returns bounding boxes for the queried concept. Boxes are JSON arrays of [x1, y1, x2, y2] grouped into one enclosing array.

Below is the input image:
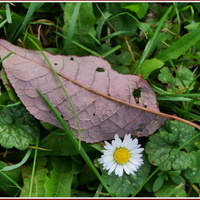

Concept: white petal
[[115, 164, 124, 177], [123, 164, 133, 175], [125, 140, 137, 150], [98, 159, 103, 164], [130, 138, 138, 146], [103, 155, 114, 163], [130, 152, 143, 158], [130, 148, 144, 154], [122, 134, 131, 143], [104, 160, 116, 170], [104, 142, 115, 150], [114, 134, 120, 140], [108, 162, 117, 175], [112, 135, 122, 148], [126, 161, 138, 171], [103, 150, 114, 156], [104, 141, 111, 146], [122, 134, 133, 146], [129, 158, 143, 166]]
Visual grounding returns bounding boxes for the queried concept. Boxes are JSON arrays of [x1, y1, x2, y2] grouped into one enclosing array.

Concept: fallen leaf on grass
[[0, 39, 166, 143]]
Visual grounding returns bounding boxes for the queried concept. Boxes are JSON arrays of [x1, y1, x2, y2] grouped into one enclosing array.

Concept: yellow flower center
[[114, 147, 130, 164]]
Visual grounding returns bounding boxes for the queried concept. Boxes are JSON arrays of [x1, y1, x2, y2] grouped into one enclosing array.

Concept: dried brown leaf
[[0, 39, 166, 143]]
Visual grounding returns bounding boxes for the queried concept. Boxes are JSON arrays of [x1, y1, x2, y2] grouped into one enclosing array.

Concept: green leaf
[[0, 92, 10, 105], [138, 22, 153, 38], [0, 69, 19, 102], [156, 27, 200, 62], [145, 120, 198, 171], [121, 3, 149, 19], [102, 154, 151, 197], [167, 170, 181, 176], [44, 157, 73, 197], [158, 66, 195, 93], [0, 10, 23, 42], [0, 161, 22, 196], [155, 180, 186, 197], [136, 58, 164, 79], [170, 174, 185, 185], [39, 131, 94, 156], [63, 3, 96, 55], [153, 175, 164, 192], [0, 104, 39, 150], [184, 150, 200, 183], [20, 157, 48, 197], [109, 4, 137, 36], [78, 164, 97, 186], [184, 22, 200, 30]]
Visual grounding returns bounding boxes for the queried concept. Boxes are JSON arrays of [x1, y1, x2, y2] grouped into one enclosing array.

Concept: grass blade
[[64, 3, 81, 49], [156, 27, 200, 62], [5, 3, 12, 23], [96, 11, 112, 39], [29, 133, 39, 197], [37, 89, 114, 196], [0, 19, 8, 28], [0, 53, 14, 63], [72, 40, 101, 57], [1, 149, 32, 172], [101, 45, 121, 58], [133, 5, 173, 74], [12, 3, 44, 42], [0, 171, 22, 191]]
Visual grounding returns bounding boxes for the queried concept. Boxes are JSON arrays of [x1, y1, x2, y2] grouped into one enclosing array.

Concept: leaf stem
[[53, 69, 200, 131], [27, 37, 200, 131]]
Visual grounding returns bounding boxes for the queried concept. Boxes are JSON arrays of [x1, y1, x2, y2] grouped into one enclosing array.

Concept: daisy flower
[[98, 134, 144, 177]]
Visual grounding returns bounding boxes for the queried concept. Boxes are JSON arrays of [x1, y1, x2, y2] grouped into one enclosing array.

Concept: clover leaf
[[145, 120, 198, 171], [0, 104, 39, 150], [184, 150, 200, 183], [158, 66, 195, 93]]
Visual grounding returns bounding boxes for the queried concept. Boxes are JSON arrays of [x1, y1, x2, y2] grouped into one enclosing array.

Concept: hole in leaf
[[70, 57, 74, 61], [54, 63, 58, 65], [132, 88, 141, 98], [96, 67, 105, 72], [132, 88, 141, 104], [136, 128, 143, 134], [139, 123, 144, 128], [180, 148, 186, 152]]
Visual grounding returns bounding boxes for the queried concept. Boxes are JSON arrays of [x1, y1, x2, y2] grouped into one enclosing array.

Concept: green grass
[[0, 2, 200, 197]]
